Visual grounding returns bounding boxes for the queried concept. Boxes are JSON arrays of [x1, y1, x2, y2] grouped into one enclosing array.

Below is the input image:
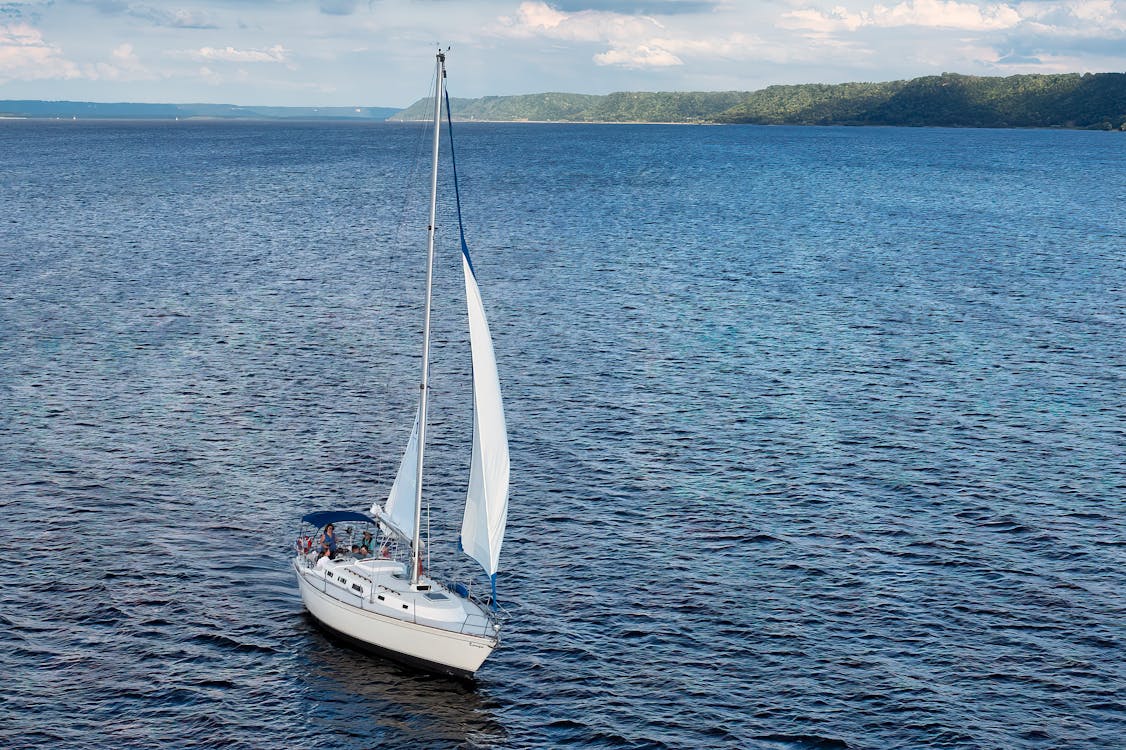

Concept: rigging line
[[372, 71, 439, 501]]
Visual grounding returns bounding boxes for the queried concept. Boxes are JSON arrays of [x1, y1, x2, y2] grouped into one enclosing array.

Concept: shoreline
[[2, 116, 1120, 131]]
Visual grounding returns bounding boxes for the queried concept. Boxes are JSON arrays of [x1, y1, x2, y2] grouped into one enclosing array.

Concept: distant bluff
[[390, 72, 1126, 130]]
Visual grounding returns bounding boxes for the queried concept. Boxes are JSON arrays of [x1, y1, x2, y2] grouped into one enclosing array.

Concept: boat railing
[[448, 579, 510, 620]]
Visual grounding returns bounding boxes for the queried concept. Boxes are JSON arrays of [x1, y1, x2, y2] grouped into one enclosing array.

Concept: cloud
[[773, 0, 1126, 80], [594, 43, 683, 65], [779, 0, 1126, 36], [879, 0, 1022, 28], [552, 0, 719, 13], [197, 64, 249, 85], [0, 22, 81, 81], [2, 2, 43, 24], [1018, 0, 1126, 31], [90, 41, 159, 79], [188, 44, 289, 63], [63, 0, 220, 27], [113, 41, 136, 62], [131, 6, 220, 29], [781, 0, 1025, 32], [497, 1, 666, 42], [319, 0, 358, 15], [495, 0, 766, 68], [0, 21, 170, 83]]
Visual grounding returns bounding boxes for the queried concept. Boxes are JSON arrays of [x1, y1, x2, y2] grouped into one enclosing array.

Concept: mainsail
[[459, 249, 510, 578]]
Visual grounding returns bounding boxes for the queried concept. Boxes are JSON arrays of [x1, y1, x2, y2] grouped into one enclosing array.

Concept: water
[[1, 120, 1123, 749]]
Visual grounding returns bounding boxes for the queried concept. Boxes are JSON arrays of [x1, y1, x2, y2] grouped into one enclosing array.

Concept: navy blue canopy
[[301, 510, 376, 528]]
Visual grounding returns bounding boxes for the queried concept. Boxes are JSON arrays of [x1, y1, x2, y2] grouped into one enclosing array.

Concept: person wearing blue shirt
[[320, 523, 337, 557]]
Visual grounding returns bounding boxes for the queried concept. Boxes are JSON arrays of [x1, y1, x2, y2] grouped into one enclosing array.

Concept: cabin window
[[351, 584, 362, 592], [377, 595, 385, 601]]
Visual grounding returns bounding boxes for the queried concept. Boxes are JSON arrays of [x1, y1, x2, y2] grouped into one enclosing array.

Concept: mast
[[411, 50, 445, 587]]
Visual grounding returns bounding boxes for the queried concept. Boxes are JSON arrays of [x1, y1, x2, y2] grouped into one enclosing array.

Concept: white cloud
[[87, 41, 159, 80], [319, 0, 359, 16], [780, 6, 867, 33], [1061, 0, 1126, 26], [0, 22, 81, 81], [782, 0, 1025, 32], [1016, 0, 1126, 30], [198, 65, 222, 84], [195, 64, 255, 85], [877, 0, 1022, 29], [494, 0, 775, 68], [594, 43, 683, 66], [128, 5, 220, 29], [189, 44, 289, 64], [779, 0, 1126, 37], [498, 1, 668, 42], [494, 1, 681, 68], [0, 24, 166, 83]]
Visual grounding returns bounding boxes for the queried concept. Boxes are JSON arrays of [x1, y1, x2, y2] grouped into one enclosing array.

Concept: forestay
[[374, 83, 510, 583]]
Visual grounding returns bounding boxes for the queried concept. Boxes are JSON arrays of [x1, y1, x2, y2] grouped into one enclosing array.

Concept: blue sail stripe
[[444, 89, 476, 279]]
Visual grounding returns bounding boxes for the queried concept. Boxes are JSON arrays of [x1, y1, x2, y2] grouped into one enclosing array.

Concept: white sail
[[374, 412, 420, 541], [459, 253, 510, 577]]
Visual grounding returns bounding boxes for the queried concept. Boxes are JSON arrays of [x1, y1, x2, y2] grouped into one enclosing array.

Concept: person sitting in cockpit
[[359, 530, 375, 557], [319, 523, 337, 558]]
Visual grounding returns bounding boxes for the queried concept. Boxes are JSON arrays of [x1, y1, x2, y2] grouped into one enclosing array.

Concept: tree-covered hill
[[390, 89, 748, 123], [5, 73, 1121, 128], [571, 91, 746, 122], [392, 72, 1126, 129], [734, 72, 1126, 128], [392, 93, 601, 122]]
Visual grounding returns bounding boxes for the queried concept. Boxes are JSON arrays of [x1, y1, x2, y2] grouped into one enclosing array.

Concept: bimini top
[[301, 510, 376, 529]]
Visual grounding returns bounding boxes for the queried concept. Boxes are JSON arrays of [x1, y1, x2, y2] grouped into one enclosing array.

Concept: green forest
[[392, 72, 1126, 130]]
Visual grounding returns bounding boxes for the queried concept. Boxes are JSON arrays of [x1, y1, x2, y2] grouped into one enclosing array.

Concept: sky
[[1, 0, 1124, 106]]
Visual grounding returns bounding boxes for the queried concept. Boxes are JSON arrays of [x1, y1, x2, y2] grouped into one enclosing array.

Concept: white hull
[[293, 557, 498, 678]]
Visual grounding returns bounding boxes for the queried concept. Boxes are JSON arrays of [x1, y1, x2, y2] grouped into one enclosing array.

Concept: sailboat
[[292, 51, 510, 678]]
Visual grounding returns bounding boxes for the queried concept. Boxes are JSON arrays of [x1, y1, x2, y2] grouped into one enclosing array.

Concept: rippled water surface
[[1, 120, 1124, 749]]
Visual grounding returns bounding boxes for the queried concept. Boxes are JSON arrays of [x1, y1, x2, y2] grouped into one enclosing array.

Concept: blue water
[[1, 120, 1123, 749]]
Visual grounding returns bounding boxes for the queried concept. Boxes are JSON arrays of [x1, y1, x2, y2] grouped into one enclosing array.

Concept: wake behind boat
[[292, 51, 510, 678]]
